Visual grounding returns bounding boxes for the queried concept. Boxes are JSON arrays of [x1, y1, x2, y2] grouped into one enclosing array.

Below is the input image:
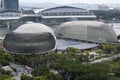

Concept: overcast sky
[[19, 0, 120, 4]]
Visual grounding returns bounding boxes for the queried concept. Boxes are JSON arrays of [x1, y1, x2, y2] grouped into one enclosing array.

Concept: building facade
[[40, 6, 96, 25], [1, 0, 19, 11], [3, 22, 56, 54], [40, 6, 96, 19], [56, 21, 118, 43], [0, 10, 21, 16], [0, 0, 20, 20]]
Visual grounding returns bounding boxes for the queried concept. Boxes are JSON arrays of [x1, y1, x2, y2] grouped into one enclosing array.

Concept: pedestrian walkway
[[91, 54, 120, 64]]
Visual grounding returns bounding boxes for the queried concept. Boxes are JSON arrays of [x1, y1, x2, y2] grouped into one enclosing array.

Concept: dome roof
[[3, 22, 56, 54], [56, 21, 118, 43], [13, 22, 54, 36], [60, 21, 105, 28]]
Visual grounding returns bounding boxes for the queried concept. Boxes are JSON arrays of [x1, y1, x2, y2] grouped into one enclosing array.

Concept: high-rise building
[[1, 0, 19, 11], [0, 0, 2, 10]]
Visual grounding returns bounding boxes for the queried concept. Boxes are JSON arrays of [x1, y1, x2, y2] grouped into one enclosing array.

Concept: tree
[[46, 72, 63, 80], [100, 44, 115, 54], [32, 67, 50, 76], [0, 74, 14, 80], [92, 10, 120, 20], [34, 76, 47, 80], [50, 60, 111, 80], [117, 35, 120, 40], [21, 75, 34, 80], [0, 51, 13, 66]]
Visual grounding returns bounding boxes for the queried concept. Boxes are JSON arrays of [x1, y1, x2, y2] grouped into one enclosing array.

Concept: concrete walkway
[[91, 54, 120, 64]]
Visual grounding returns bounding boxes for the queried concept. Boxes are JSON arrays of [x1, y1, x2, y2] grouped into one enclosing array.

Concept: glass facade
[[3, 22, 56, 54], [40, 6, 95, 18], [42, 12, 93, 16], [3, 32, 56, 54], [3, 0, 19, 11], [56, 21, 118, 43]]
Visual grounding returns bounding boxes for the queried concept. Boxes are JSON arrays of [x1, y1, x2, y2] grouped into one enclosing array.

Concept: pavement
[[91, 54, 120, 64]]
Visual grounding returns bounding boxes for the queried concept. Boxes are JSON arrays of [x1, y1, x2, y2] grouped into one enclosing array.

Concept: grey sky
[[19, 0, 120, 4]]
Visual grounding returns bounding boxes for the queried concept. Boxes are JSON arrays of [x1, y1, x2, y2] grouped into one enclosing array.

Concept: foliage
[[32, 67, 49, 76], [99, 44, 120, 54], [0, 74, 14, 80], [34, 76, 47, 80], [21, 75, 34, 80], [4, 77, 15, 80], [13, 52, 66, 68], [50, 60, 110, 80], [117, 35, 120, 40], [111, 58, 120, 78], [74, 54, 85, 62], [113, 57, 120, 62], [67, 47, 81, 53], [92, 10, 120, 20], [12, 47, 120, 80], [46, 72, 63, 80], [34, 73, 62, 80], [0, 51, 13, 66], [95, 50, 103, 54]]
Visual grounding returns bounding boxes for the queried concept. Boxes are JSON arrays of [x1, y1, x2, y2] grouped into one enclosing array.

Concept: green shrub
[[21, 75, 34, 80]]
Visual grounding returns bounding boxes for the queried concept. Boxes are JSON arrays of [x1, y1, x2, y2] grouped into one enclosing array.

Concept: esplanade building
[[56, 21, 118, 43], [3, 22, 56, 54]]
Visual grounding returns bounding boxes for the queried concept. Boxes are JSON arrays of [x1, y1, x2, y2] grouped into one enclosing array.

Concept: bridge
[[42, 15, 96, 19], [0, 14, 97, 20], [0, 14, 41, 20], [91, 53, 120, 64]]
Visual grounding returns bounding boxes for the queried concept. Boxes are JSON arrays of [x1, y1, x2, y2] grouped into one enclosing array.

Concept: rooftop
[[60, 21, 106, 27], [13, 22, 54, 35], [56, 39, 99, 50]]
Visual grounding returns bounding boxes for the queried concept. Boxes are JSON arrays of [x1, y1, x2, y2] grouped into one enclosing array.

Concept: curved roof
[[3, 22, 56, 54], [41, 6, 86, 12], [56, 21, 118, 43], [60, 21, 106, 28], [14, 21, 54, 36], [56, 39, 99, 50]]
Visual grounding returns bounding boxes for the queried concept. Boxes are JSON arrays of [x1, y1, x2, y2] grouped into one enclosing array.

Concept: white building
[[0, 10, 21, 20], [40, 6, 96, 19]]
